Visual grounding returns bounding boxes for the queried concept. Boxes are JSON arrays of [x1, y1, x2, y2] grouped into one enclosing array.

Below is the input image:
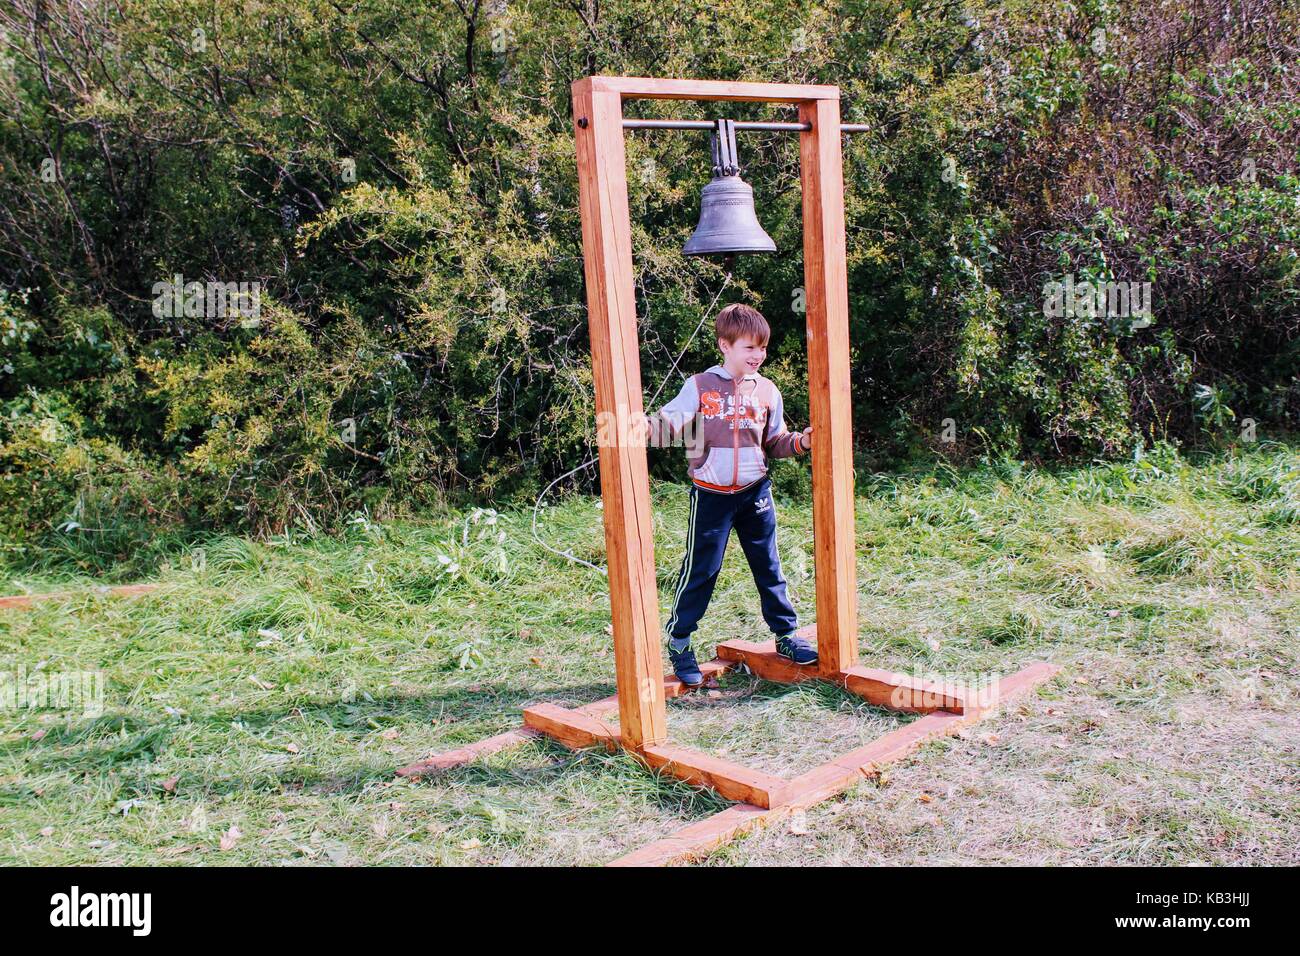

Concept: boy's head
[[715, 304, 770, 377]]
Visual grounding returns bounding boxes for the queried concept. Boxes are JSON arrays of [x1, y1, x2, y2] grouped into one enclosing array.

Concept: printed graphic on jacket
[[651, 364, 803, 493]]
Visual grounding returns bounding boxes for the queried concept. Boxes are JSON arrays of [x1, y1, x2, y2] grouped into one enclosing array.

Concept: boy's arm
[[648, 376, 699, 448], [763, 386, 806, 459]]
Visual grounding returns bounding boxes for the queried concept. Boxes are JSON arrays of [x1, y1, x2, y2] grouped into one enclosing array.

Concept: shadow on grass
[[4, 671, 920, 815], [2, 679, 614, 776], [669, 670, 922, 726]]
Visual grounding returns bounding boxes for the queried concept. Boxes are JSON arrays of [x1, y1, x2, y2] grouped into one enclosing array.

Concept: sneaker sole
[[777, 647, 818, 666]]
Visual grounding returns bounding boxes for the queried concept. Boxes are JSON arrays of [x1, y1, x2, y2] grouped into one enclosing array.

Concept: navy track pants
[[664, 477, 798, 643]]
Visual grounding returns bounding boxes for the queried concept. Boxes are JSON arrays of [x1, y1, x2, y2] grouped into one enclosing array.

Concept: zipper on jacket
[[731, 378, 740, 488]]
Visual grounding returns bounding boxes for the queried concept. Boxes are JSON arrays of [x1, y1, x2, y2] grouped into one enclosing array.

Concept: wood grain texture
[[839, 665, 966, 714], [716, 638, 822, 685], [608, 802, 783, 867], [717, 636, 966, 713], [571, 82, 667, 748], [584, 75, 838, 102], [639, 743, 791, 809], [798, 97, 858, 677], [522, 702, 621, 752]]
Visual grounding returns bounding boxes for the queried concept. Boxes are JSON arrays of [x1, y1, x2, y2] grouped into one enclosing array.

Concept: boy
[[651, 303, 817, 687]]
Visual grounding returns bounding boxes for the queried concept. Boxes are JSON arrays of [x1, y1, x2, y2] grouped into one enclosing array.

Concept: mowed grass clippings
[[1, 444, 1297, 865]]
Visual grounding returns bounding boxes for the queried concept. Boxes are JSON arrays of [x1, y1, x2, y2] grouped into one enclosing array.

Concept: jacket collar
[[707, 364, 759, 382]]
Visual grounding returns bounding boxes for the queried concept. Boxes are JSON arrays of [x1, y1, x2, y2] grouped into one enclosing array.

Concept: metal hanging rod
[[622, 119, 870, 133]]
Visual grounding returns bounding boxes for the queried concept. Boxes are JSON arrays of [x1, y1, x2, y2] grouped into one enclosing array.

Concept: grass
[[1, 442, 1297, 865]]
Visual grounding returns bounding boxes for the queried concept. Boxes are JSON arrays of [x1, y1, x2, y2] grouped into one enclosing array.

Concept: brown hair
[[715, 303, 770, 346]]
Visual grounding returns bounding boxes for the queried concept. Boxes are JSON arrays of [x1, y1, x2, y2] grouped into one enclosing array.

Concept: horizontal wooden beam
[[397, 660, 739, 778], [664, 658, 734, 699], [785, 660, 1060, 804], [400, 661, 1061, 863], [0, 583, 159, 611], [396, 727, 540, 778], [639, 743, 791, 809], [839, 666, 965, 714], [582, 75, 839, 103], [522, 705, 792, 808], [608, 802, 784, 867], [783, 711, 965, 806], [717, 637, 967, 713], [522, 702, 620, 752], [716, 638, 821, 685]]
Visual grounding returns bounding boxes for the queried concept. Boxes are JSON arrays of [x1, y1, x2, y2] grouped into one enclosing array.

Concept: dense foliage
[[1, 0, 1296, 544]]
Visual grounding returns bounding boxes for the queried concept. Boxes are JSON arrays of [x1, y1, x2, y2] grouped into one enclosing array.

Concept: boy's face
[[719, 334, 768, 376]]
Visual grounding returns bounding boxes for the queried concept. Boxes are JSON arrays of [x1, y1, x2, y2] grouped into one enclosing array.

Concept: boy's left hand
[[800, 426, 813, 452]]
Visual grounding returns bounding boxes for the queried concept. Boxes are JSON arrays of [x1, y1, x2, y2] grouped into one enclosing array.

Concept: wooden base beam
[[522, 702, 620, 751], [396, 661, 735, 777], [639, 743, 790, 809], [608, 802, 782, 867], [607, 659, 1060, 866], [399, 657, 1060, 865], [515, 703, 790, 809], [0, 583, 159, 611], [718, 632, 967, 714], [396, 728, 541, 779]]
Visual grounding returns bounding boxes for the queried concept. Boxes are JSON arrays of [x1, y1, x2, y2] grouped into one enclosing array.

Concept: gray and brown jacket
[[652, 365, 805, 493]]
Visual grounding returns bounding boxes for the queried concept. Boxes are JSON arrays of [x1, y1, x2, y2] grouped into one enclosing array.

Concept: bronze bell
[[683, 119, 777, 258]]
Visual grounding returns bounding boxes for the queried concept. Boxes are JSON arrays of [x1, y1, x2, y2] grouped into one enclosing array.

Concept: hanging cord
[[531, 272, 733, 575]]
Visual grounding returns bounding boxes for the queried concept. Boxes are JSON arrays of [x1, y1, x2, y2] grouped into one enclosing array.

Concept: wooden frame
[[572, 74, 861, 746], [398, 75, 1060, 865]]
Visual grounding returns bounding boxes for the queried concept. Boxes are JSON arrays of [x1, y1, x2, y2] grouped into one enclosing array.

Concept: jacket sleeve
[[648, 376, 699, 448], [763, 385, 804, 459]]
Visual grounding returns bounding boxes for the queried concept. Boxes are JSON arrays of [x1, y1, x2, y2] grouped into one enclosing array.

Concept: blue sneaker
[[668, 644, 704, 686], [775, 633, 818, 666]]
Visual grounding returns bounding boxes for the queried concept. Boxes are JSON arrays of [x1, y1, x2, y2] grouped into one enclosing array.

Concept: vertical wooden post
[[799, 97, 859, 675], [571, 78, 668, 748]]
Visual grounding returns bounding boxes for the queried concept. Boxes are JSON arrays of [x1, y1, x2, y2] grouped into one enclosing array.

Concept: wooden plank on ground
[[523, 702, 620, 752], [0, 583, 159, 610], [608, 802, 785, 867], [720, 631, 965, 714], [397, 657, 739, 779], [785, 660, 1061, 805], [783, 711, 964, 806], [638, 743, 791, 809], [396, 728, 540, 778], [663, 658, 733, 699], [715, 639, 821, 685], [612, 660, 1062, 865], [838, 666, 965, 714], [577, 658, 735, 718]]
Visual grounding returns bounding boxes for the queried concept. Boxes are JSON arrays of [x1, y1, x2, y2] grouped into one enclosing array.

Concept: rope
[[530, 273, 733, 575]]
